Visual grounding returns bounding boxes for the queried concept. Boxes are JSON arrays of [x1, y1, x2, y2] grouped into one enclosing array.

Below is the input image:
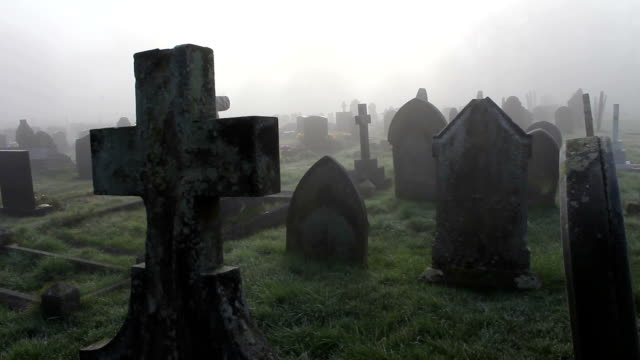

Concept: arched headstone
[[527, 129, 559, 207], [526, 121, 563, 147], [286, 156, 368, 264], [423, 98, 539, 289], [388, 98, 447, 200]]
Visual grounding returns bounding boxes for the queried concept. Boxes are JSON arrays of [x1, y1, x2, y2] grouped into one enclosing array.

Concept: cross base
[[420, 267, 540, 290], [352, 159, 391, 190], [80, 264, 278, 360]]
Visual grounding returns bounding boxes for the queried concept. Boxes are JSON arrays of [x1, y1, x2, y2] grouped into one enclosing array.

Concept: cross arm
[[91, 127, 144, 196]]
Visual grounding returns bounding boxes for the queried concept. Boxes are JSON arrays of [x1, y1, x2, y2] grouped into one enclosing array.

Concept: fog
[[1, 0, 639, 129]]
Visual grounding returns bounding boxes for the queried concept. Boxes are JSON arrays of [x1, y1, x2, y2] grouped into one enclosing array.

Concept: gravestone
[[612, 104, 627, 164], [527, 129, 559, 207], [416, 88, 428, 102], [336, 111, 356, 135], [555, 106, 573, 134], [0, 150, 51, 216], [15, 119, 36, 148], [582, 93, 594, 136], [476, 90, 484, 99], [116, 117, 132, 127], [286, 156, 368, 264], [502, 96, 533, 129], [51, 131, 70, 154], [79, 44, 279, 359], [568, 89, 585, 131], [526, 121, 563, 147], [448, 108, 458, 121], [301, 116, 329, 150], [215, 95, 231, 113], [560, 136, 639, 359], [75, 135, 92, 179], [388, 97, 447, 200], [423, 98, 539, 289], [352, 104, 390, 189]]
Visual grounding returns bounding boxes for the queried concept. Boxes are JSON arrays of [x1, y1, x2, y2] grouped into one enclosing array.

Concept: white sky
[[0, 0, 639, 130]]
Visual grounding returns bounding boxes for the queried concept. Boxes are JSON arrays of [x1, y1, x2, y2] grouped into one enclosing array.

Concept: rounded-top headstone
[[555, 106, 573, 134], [117, 117, 132, 127], [527, 129, 560, 207], [286, 156, 369, 264], [526, 121, 563, 147]]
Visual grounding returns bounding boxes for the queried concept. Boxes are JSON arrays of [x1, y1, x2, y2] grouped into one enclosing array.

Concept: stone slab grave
[[422, 98, 540, 289], [79, 44, 279, 359], [568, 89, 585, 133], [526, 129, 559, 207], [526, 121, 562, 147], [388, 94, 447, 201], [0, 150, 52, 216], [350, 104, 391, 190], [286, 156, 368, 265], [75, 134, 92, 179], [560, 136, 639, 359]]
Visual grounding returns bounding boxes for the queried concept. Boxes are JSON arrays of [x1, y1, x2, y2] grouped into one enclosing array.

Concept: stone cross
[[355, 104, 371, 160], [613, 104, 620, 143], [80, 44, 280, 360], [561, 136, 639, 359], [582, 93, 594, 136]]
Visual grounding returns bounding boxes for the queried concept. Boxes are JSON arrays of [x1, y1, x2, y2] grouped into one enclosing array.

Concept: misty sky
[[1, 0, 639, 130]]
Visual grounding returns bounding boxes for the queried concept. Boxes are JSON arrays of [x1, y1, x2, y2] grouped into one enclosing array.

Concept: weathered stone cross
[[355, 104, 371, 161], [80, 44, 280, 359]]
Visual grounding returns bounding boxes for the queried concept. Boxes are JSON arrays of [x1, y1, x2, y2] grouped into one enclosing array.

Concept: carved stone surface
[[560, 136, 639, 359], [286, 156, 368, 264], [502, 96, 533, 129], [527, 129, 559, 207], [424, 98, 538, 289], [526, 121, 563, 147], [388, 98, 446, 201], [80, 44, 279, 360]]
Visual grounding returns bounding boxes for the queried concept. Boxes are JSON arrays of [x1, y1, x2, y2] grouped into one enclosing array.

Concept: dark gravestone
[[582, 93, 595, 137], [388, 98, 447, 200], [527, 129, 559, 207], [423, 98, 539, 289], [41, 283, 80, 319], [526, 121, 563, 147], [555, 106, 573, 134], [15, 119, 36, 148], [75, 135, 92, 180], [79, 44, 279, 359], [502, 96, 533, 129], [301, 116, 329, 150], [0, 150, 45, 216], [560, 136, 639, 359], [286, 156, 368, 265], [352, 104, 390, 190]]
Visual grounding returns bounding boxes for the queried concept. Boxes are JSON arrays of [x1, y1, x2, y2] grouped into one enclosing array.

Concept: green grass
[[0, 131, 639, 359]]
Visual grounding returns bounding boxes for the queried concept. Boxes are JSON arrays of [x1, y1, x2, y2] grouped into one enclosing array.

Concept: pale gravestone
[[568, 89, 585, 131], [526, 121, 563, 147], [612, 104, 627, 164], [582, 93, 595, 137], [352, 104, 390, 190], [388, 98, 447, 200], [448, 108, 458, 121], [75, 135, 92, 180], [79, 44, 279, 359], [286, 156, 368, 264], [560, 136, 639, 359], [555, 106, 573, 134], [476, 90, 484, 99], [423, 98, 539, 289], [301, 116, 329, 150], [527, 129, 559, 207], [416, 88, 428, 102], [0, 150, 51, 216]]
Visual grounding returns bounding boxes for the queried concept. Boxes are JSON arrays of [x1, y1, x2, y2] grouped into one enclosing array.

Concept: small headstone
[[215, 95, 231, 113], [527, 129, 559, 207], [41, 283, 80, 319], [51, 131, 70, 154], [286, 156, 369, 264], [75, 135, 92, 180], [526, 121, 563, 147], [612, 104, 627, 164], [15, 119, 36, 148], [502, 96, 533, 129], [116, 117, 132, 127], [560, 136, 639, 359], [423, 98, 539, 289], [301, 116, 329, 150], [582, 93, 594, 136], [336, 111, 356, 135], [555, 106, 573, 134], [388, 98, 447, 200], [416, 88, 428, 102]]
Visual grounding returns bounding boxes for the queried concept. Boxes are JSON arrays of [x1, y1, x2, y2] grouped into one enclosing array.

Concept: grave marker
[[612, 104, 627, 164], [80, 44, 279, 359], [582, 93, 594, 136], [527, 129, 559, 207], [352, 104, 390, 189], [0, 150, 51, 216]]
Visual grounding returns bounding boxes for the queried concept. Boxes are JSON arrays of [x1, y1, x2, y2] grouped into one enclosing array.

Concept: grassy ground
[[0, 131, 639, 359]]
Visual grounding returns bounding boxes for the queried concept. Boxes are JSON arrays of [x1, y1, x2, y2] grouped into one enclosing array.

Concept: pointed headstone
[[286, 156, 368, 264], [301, 115, 329, 150], [388, 98, 447, 200], [582, 93, 594, 136], [448, 108, 458, 121], [416, 88, 428, 102], [560, 136, 639, 359], [0, 150, 51, 216], [612, 104, 627, 164], [527, 129, 559, 207], [423, 98, 539, 289], [526, 121, 563, 147], [79, 44, 279, 360]]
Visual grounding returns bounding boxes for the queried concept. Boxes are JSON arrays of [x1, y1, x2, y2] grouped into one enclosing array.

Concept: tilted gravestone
[[423, 98, 539, 289], [0, 150, 51, 216], [555, 106, 573, 134], [352, 104, 390, 190], [448, 108, 458, 121], [527, 129, 559, 207], [526, 121, 563, 147], [286, 156, 369, 264], [79, 44, 280, 359], [388, 97, 447, 200], [75, 135, 92, 180], [560, 136, 639, 359]]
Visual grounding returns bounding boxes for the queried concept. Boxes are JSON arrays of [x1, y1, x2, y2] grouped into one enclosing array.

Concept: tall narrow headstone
[[582, 93, 594, 136], [612, 104, 627, 164], [286, 156, 368, 264], [476, 90, 484, 99], [423, 98, 539, 289], [527, 129, 559, 207], [0, 150, 50, 216], [75, 135, 92, 180], [568, 89, 585, 131], [388, 98, 447, 200], [560, 136, 639, 359], [352, 104, 390, 189], [79, 44, 280, 360]]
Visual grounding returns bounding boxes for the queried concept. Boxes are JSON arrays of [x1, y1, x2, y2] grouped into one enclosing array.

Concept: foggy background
[[1, 0, 638, 129]]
